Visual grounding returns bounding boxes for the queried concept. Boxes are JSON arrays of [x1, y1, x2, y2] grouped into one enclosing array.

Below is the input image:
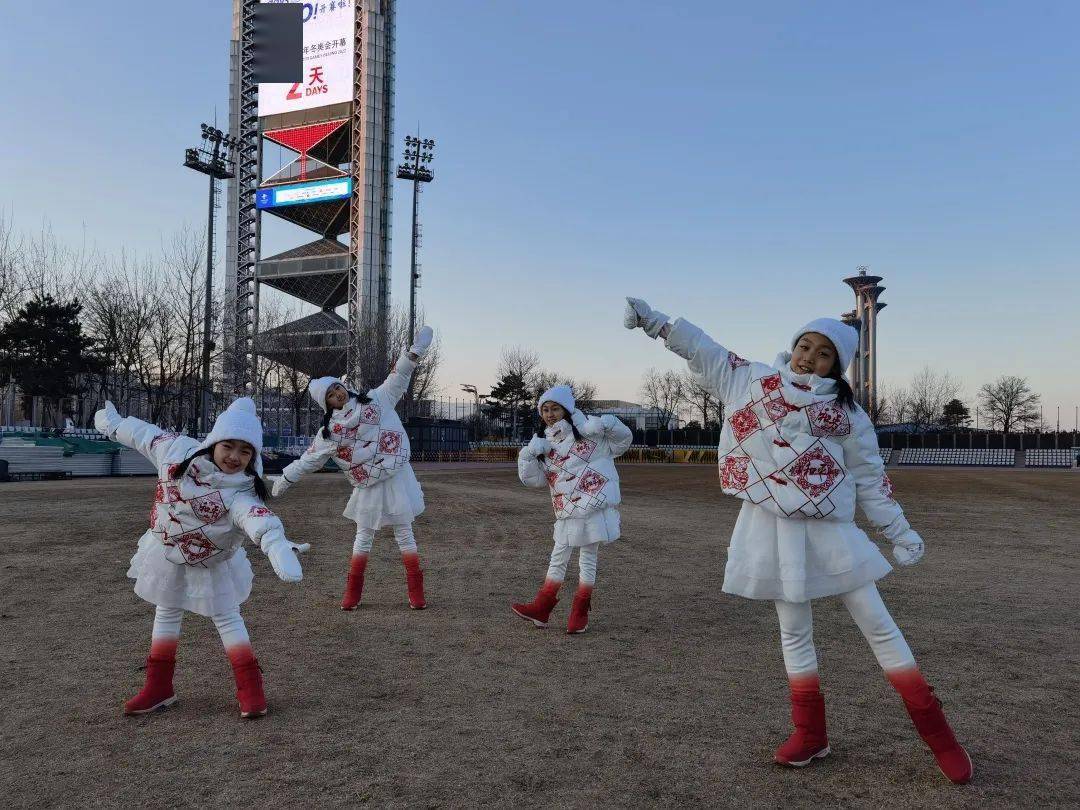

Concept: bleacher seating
[[0, 444, 115, 476], [1024, 449, 1074, 468], [878, 448, 892, 464], [898, 448, 1015, 467], [117, 449, 156, 475], [64, 428, 111, 441]]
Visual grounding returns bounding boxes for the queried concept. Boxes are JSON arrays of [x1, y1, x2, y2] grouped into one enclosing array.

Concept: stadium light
[[185, 123, 238, 433], [396, 130, 437, 370]]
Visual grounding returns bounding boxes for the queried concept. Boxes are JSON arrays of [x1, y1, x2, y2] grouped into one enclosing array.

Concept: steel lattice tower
[[226, 0, 396, 394]]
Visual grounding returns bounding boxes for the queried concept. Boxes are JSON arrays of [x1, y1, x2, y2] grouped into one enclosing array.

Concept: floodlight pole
[[396, 134, 435, 347], [185, 126, 237, 433]]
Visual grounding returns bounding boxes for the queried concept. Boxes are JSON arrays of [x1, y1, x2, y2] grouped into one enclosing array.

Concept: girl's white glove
[[527, 436, 550, 457], [271, 475, 292, 498], [624, 297, 669, 338], [263, 535, 304, 583], [410, 325, 434, 357], [94, 401, 122, 438], [892, 529, 925, 566]]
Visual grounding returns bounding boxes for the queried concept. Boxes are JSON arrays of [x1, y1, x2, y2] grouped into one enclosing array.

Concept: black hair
[[171, 444, 269, 500], [534, 413, 583, 443], [317, 384, 371, 439], [828, 360, 856, 411], [795, 331, 855, 411], [533, 401, 581, 460]]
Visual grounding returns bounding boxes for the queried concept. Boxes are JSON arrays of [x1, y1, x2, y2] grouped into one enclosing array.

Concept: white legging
[[774, 583, 916, 675], [353, 523, 417, 555], [151, 605, 251, 649], [546, 539, 600, 585]]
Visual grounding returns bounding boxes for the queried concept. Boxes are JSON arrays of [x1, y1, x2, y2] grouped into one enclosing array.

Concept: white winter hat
[[537, 384, 575, 416], [791, 318, 859, 373], [198, 397, 264, 474], [308, 376, 342, 412]]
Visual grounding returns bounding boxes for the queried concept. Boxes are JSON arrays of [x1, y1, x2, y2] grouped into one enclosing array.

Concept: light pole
[[461, 384, 489, 441], [396, 134, 435, 347], [184, 124, 238, 433]]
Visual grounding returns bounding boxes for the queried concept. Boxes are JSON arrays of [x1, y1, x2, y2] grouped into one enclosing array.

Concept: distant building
[[590, 400, 680, 430]]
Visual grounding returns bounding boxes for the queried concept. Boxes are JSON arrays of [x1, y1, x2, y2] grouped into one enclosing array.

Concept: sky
[[2, 1, 1078, 422]]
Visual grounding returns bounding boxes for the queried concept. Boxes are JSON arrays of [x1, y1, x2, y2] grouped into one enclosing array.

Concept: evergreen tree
[[487, 370, 536, 441], [940, 398, 971, 428], [0, 295, 100, 422]]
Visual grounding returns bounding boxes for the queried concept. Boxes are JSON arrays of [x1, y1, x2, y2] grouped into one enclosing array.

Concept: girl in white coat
[[513, 385, 634, 634], [272, 327, 433, 611], [95, 397, 308, 719], [624, 297, 972, 784]]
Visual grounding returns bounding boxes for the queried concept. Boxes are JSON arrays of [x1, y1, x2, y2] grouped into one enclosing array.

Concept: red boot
[[231, 657, 267, 719], [402, 552, 426, 610], [511, 579, 560, 628], [566, 584, 593, 634], [774, 686, 830, 767], [124, 656, 177, 715], [891, 671, 973, 784], [341, 553, 368, 611]]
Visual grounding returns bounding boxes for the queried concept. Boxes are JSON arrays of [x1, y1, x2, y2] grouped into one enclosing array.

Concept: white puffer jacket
[[518, 412, 634, 521], [115, 417, 290, 567], [666, 317, 908, 539], [282, 353, 415, 489], [103, 416, 293, 615]]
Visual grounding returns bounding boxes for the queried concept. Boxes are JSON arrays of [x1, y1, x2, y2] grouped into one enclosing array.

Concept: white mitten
[[570, 410, 589, 431], [271, 475, 292, 498], [892, 529, 925, 566], [527, 436, 550, 457], [410, 325, 434, 357], [623, 297, 669, 338], [94, 401, 122, 438], [264, 535, 304, 583]]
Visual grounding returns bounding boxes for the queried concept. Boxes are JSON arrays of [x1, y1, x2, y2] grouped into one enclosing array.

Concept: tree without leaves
[[497, 346, 540, 385], [682, 370, 724, 429], [347, 305, 442, 403], [254, 301, 312, 436], [21, 220, 97, 307], [141, 228, 210, 428], [82, 253, 159, 421], [905, 367, 962, 432], [978, 376, 1041, 433], [876, 380, 913, 426], [532, 369, 598, 412], [388, 305, 442, 405], [640, 368, 685, 428], [0, 210, 28, 323], [569, 378, 598, 411], [489, 347, 541, 440]]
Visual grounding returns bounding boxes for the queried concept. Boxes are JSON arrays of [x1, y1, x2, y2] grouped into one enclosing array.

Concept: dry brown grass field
[[1, 465, 1077, 808]]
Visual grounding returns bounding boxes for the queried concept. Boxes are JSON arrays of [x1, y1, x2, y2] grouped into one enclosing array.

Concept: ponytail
[[829, 361, 856, 411], [250, 471, 269, 501], [172, 444, 269, 499], [171, 447, 212, 480], [533, 415, 583, 443]]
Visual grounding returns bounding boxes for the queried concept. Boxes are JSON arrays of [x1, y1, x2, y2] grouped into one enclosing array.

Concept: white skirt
[[721, 502, 892, 603], [553, 507, 621, 548], [126, 530, 254, 617], [343, 464, 425, 530]]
